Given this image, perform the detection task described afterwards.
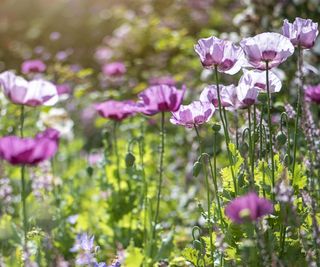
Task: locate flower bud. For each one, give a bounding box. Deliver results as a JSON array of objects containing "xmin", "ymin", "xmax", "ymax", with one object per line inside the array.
[
  {"xmin": 125, "ymin": 152, "xmax": 135, "ymax": 167},
  {"xmin": 193, "ymin": 161, "xmax": 202, "ymax": 177},
  {"xmin": 212, "ymin": 123, "xmax": 221, "ymax": 132},
  {"xmin": 86, "ymin": 166, "xmax": 94, "ymax": 176},
  {"xmin": 276, "ymin": 132, "xmax": 287, "ymax": 145},
  {"xmin": 240, "ymin": 142, "xmax": 249, "ymax": 155}
]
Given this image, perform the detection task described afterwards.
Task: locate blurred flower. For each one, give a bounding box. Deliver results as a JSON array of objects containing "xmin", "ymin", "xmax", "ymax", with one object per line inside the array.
[
  {"xmin": 107, "ymin": 260, "xmax": 121, "ymax": 267},
  {"xmin": 21, "ymin": 59, "xmax": 46, "ymax": 74},
  {"xmin": 0, "ymin": 129, "xmax": 59, "ymax": 165},
  {"xmin": 137, "ymin": 84, "xmax": 186, "ymax": 115},
  {"xmin": 55, "ymin": 51, "xmax": 69, "ymax": 62},
  {"xmin": 30, "ymin": 161, "xmax": 55, "ymax": 198},
  {"xmin": 95, "ymin": 100, "xmax": 137, "ymax": 121},
  {"xmin": 67, "ymin": 214, "xmax": 79, "ymax": 224},
  {"xmin": 149, "ymin": 76, "xmax": 176, "ymax": 86},
  {"xmin": 56, "ymin": 84, "xmax": 72, "ymax": 96},
  {"xmin": 94, "ymin": 47, "xmax": 113, "ymax": 63},
  {"xmin": 88, "ymin": 152, "xmax": 103, "ymax": 166},
  {"xmin": 194, "ymin": 36, "xmax": 244, "ymax": 74},
  {"xmin": 200, "ymin": 84, "xmax": 237, "ymax": 108},
  {"xmin": 0, "ymin": 71, "xmax": 58, "ymax": 106},
  {"xmin": 39, "ymin": 108, "xmax": 74, "ymax": 140},
  {"xmin": 225, "ymin": 192, "xmax": 273, "ymax": 223},
  {"xmin": 0, "ymin": 177, "xmax": 13, "ymax": 205},
  {"xmin": 305, "ymin": 84, "xmax": 320, "ymax": 103},
  {"xmin": 237, "ymin": 69, "xmax": 282, "ymax": 106},
  {"xmin": 102, "ymin": 62, "xmax": 126, "ymax": 77},
  {"xmin": 50, "ymin": 32, "xmax": 61, "ymax": 41},
  {"xmin": 71, "ymin": 233, "xmax": 99, "ymax": 266},
  {"xmin": 240, "ymin": 33, "xmax": 294, "ymax": 70},
  {"xmin": 282, "ymin": 18, "xmax": 318, "ymax": 49},
  {"xmin": 170, "ymin": 101, "xmax": 214, "ymax": 128}
]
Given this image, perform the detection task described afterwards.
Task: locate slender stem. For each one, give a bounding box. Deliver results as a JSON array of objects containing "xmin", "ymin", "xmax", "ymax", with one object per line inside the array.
[
  {"xmin": 248, "ymin": 106, "xmax": 254, "ymax": 184},
  {"xmin": 194, "ymin": 125, "xmax": 214, "ymax": 266},
  {"xmin": 20, "ymin": 105, "xmax": 28, "ymax": 254},
  {"xmin": 151, "ymin": 112, "xmax": 165, "ymax": 255},
  {"xmin": 265, "ymin": 63, "xmax": 275, "ymax": 200},
  {"xmin": 292, "ymin": 46, "xmax": 303, "ymax": 179},
  {"xmin": 214, "ymin": 66, "xmax": 238, "ymax": 195},
  {"xmin": 113, "ymin": 121, "xmax": 121, "ymax": 190}
]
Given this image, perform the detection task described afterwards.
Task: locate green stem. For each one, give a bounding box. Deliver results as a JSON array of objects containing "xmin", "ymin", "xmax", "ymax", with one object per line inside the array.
[
  {"xmin": 214, "ymin": 66, "xmax": 238, "ymax": 195},
  {"xmin": 194, "ymin": 125, "xmax": 214, "ymax": 266},
  {"xmin": 265, "ymin": 63, "xmax": 275, "ymax": 201},
  {"xmin": 20, "ymin": 105, "xmax": 28, "ymax": 253},
  {"xmin": 248, "ymin": 106, "xmax": 254, "ymax": 184},
  {"xmin": 113, "ymin": 121, "xmax": 121, "ymax": 191},
  {"xmin": 151, "ymin": 112, "xmax": 165, "ymax": 256},
  {"xmin": 292, "ymin": 46, "xmax": 303, "ymax": 179}
]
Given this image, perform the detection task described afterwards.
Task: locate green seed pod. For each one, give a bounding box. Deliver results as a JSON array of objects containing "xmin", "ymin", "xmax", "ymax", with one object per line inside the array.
[
  {"xmin": 258, "ymin": 93, "xmax": 267, "ymax": 103},
  {"xmin": 211, "ymin": 123, "xmax": 221, "ymax": 132},
  {"xmin": 193, "ymin": 161, "xmax": 202, "ymax": 177},
  {"xmin": 193, "ymin": 240, "xmax": 202, "ymax": 251},
  {"xmin": 276, "ymin": 132, "xmax": 287, "ymax": 145},
  {"xmin": 240, "ymin": 142, "xmax": 249, "ymax": 155},
  {"xmin": 86, "ymin": 166, "xmax": 94, "ymax": 176},
  {"xmin": 125, "ymin": 152, "xmax": 135, "ymax": 167}
]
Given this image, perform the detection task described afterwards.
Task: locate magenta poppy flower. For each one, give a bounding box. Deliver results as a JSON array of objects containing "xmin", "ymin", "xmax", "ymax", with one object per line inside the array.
[
  {"xmin": 56, "ymin": 84, "xmax": 72, "ymax": 95},
  {"xmin": 225, "ymin": 192, "xmax": 273, "ymax": 223},
  {"xmin": 200, "ymin": 84, "xmax": 237, "ymax": 108},
  {"xmin": 282, "ymin": 18, "xmax": 318, "ymax": 49},
  {"xmin": 0, "ymin": 128, "xmax": 59, "ymax": 165},
  {"xmin": 305, "ymin": 84, "xmax": 320, "ymax": 103},
  {"xmin": 95, "ymin": 100, "xmax": 137, "ymax": 121},
  {"xmin": 194, "ymin": 36, "xmax": 245, "ymax": 74},
  {"xmin": 170, "ymin": 101, "xmax": 215, "ymax": 128},
  {"xmin": 21, "ymin": 59, "xmax": 46, "ymax": 74},
  {"xmin": 137, "ymin": 84, "xmax": 186, "ymax": 115},
  {"xmin": 240, "ymin": 33, "xmax": 294, "ymax": 70},
  {"xmin": 0, "ymin": 71, "xmax": 58, "ymax": 106},
  {"xmin": 102, "ymin": 62, "xmax": 126, "ymax": 77},
  {"xmin": 237, "ymin": 69, "xmax": 282, "ymax": 106}
]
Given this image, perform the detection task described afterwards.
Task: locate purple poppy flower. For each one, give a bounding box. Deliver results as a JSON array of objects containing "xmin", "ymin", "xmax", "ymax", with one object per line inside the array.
[
  {"xmin": 225, "ymin": 192, "xmax": 273, "ymax": 223},
  {"xmin": 0, "ymin": 129, "xmax": 59, "ymax": 166},
  {"xmin": 240, "ymin": 33, "xmax": 294, "ymax": 70},
  {"xmin": 102, "ymin": 62, "xmax": 126, "ymax": 77},
  {"xmin": 194, "ymin": 36, "xmax": 245, "ymax": 74},
  {"xmin": 305, "ymin": 84, "xmax": 320, "ymax": 103},
  {"xmin": 170, "ymin": 101, "xmax": 214, "ymax": 128},
  {"xmin": 0, "ymin": 71, "xmax": 58, "ymax": 106},
  {"xmin": 95, "ymin": 100, "xmax": 137, "ymax": 121},
  {"xmin": 21, "ymin": 59, "xmax": 46, "ymax": 74},
  {"xmin": 282, "ymin": 17, "xmax": 318, "ymax": 49},
  {"xmin": 137, "ymin": 84, "xmax": 186, "ymax": 115},
  {"xmin": 237, "ymin": 69, "xmax": 282, "ymax": 106},
  {"xmin": 56, "ymin": 84, "xmax": 72, "ymax": 95},
  {"xmin": 200, "ymin": 84, "xmax": 237, "ymax": 108},
  {"xmin": 149, "ymin": 76, "xmax": 176, "ymax": 86}
]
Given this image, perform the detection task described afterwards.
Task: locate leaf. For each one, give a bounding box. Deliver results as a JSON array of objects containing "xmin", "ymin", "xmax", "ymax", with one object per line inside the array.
[{"xmin": 124, "ymin": 242, "xmax": 144, "ymax": 267}]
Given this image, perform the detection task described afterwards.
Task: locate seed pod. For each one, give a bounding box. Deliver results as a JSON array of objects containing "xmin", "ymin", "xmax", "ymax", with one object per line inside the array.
[
  {"xmin": 193, "ymin": 161, "xmax": 202, "ymax": 177},
  {"xmin": 212, "ymin": 123, "xmax": 221, "ymax": 132},
  {"xmin": 86, "ymin": 166, "xmax": 94, "ymax": 176},
  {"xmin": 276, "ymin": 132, "xmax": 287, "ymax": 145},
  {"xmin": 240, "ymin": 142, "xmax": 249, "ymax": 155},
  {"xmin": 125, "ymin": 152, "xmax": 135, "ymax": 167}
]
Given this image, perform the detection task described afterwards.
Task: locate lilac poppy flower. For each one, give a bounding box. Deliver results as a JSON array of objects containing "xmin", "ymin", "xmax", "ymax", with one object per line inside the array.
[
  {"xmin": 225, "ymin": 192, "xmax": 273, "ymax": 223},
  {"xmin": 200, "ymin": 84, "xmax": 237, "ymax": 108},
  {"xmin": 56, "ymin": 84, "xmax": 72, "ymax": 95},
  {"xmin": 282, "ymin": 17, "xmax": 318, "ymax": 49},
  {"xmin": 305, "ymin": 84, "xmax": 320, "ymax": 103},
  {"xmin": 137, "ymin": 84, "xmax": 186, "ymax": 115},
  {"xmin": 21, "ymin": 59, "xmax": 46, "ymax": 74},
  {"xmin": 194, "ymin": 36, "xmax": 245, "ymax": 74},
  {"xmin": 102, "ymin": 62, "xmax": 126, "ymax": 77},
  {"xmin": 95, "ymin": 100, "xmax": 137, "ymax": 121},
  {"xmin": 237, "ymin": 69, "xmax": 282, "ymax": 106},
  {"xmin": 0, "ymin": 71, "xmax": 58, "ymax": 106},
  {"xmin": 170, "ymin": 101, "xmax": 215, "ymax": 128},
  {"xmin": 240, "ymin": 33, "xmax": 294, "ymax": 70},
  {"xmin": 0, "ymin": 129, "xmax": 59, "ymax": 165}
]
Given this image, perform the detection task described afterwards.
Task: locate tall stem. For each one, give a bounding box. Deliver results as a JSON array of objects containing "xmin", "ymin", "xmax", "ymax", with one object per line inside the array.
[
  {"xmin": 214, "ymin": 66, "xmax": 238, "ymax": 195},
  {"xmin": 20, "ymin": 105, "xmax": 28, "ymax": 253},
  {"xmin": 113, "ymin": 121, "xmax": 121, "ymax": 190},
  {"xmin": 151, "ymin": 112, "xmax": 165, "ymax": 255},
  {"xmin": 292, "ymin": 46, "xmax": 303, "ymax": 178},
  {"xmin": 265, "ymin": 63, "xmax": 275, "ymax": 200},
  {"xmin": 194, "ymin": 125, "xmax": 214, "ymax": 266},
  {"xmin": 248, "ymin": 106, "xmax": 254, "ymax": 184}
]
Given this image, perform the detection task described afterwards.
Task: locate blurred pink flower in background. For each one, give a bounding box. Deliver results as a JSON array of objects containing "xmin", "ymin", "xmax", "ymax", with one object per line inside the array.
[
  {"xmin": 194, "ymin": 36, "xmax": 245, "ymax": 74},
  {"xmin": 0, "ymin": 128, "xmax": 59, "ymax": 165},
  {"xmin": 137, "ymin": 84, "xmax": 186, "ymax": 115},
  {"xmin": 56, "ymin": 83, "xmax": 72, "ymax": 96},
  {"xmin": 170, "ymin": 101, "xmax": 214, "ymax": 128},
  {"xmin": 102, "ymin": 62, "xmax": 126, "ymax": 77},
  {"xmin": 282, "ymin": 17, "xmax": 318, "ymax": 49},
  {"xmin": 21, "ymin": 59, "xmax": 46, "ymax": 74},
  {"xmin": 95, "ymin": 100, "xmax": 137, "ymax": 121},
  {"xmin": 240, "ymin": 32, "xmax": 294, "ymax": 70},
  {"xmin": 225, "ymin": 192, "xmax": 273, "ymax": 223},
  {"xmin": 0, "ymin": 71, "xmax": 58, "ymax": 106},
  {"xmin": 305, "ymin": 84, "xmax": 320, "ymax": 103}
]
